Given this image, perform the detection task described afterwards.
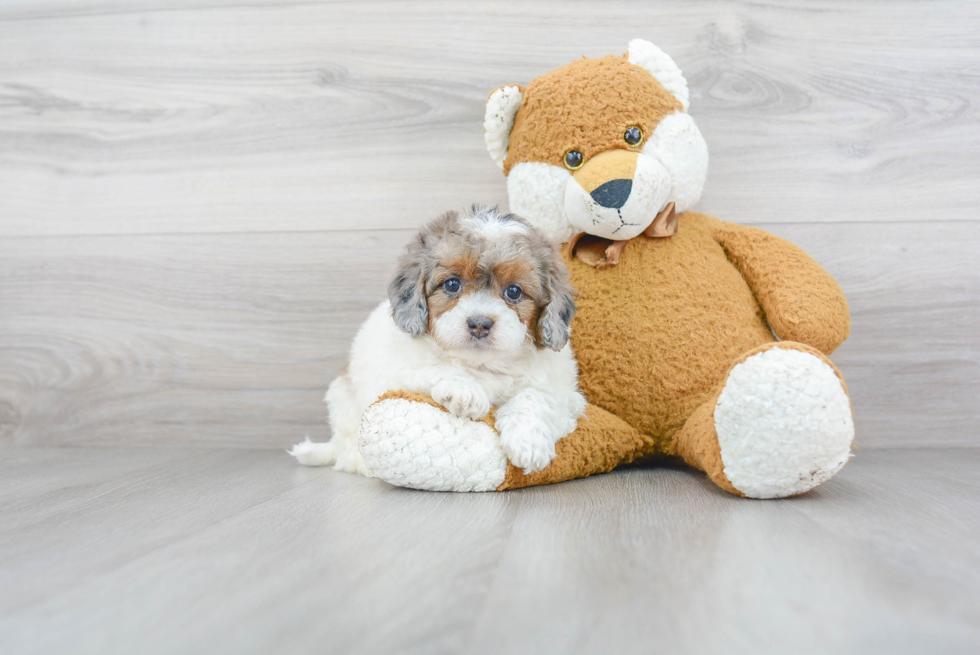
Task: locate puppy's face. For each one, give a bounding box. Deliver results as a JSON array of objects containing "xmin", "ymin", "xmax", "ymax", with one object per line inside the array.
[
  {"xmin": 426, "ymin": 255, "xmax": 542, "ymax": 353},
  {"xmin": 388, "ymin": 208, "xmax": 575, "ymax": 356}
]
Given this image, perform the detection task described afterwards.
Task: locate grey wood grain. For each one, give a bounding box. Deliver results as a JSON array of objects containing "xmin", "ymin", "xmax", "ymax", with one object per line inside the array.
[
  {"xmin": 1, "ymin": 220, "xmax": 977, "ymax": 449},
  {"xmin": 0, "ymin": 448, "xmax": 321, "ymax": 612},
  {"xmin": 0, "ymin": 229, "xmax": 394, "ymax": 447},
  {"xmin": 765, "ymin": 221, "xmax": 980, "ymax": 447},
  {"xmin": 0, "ymin": 447, "xmax": 199, "ymax": 530},
  {"xmin": 0, "ymin": 446, "xmax": 977, "ymax": 655},
  {"xmin": 0, "ymin": 0, "xmax": 978, "ymax": 236},
  {"xmin": 466, "ymin": 450, "xmax": 980, "ymax": 655},
  {"xmin": 2, "ymin": 3, "xmax": 977, "ymax": 653}
]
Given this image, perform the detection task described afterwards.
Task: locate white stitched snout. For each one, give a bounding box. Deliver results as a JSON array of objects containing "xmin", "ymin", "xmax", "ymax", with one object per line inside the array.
[{"xmin": 564, "ymin": 153, "xmax": 671, "ymax": 240}]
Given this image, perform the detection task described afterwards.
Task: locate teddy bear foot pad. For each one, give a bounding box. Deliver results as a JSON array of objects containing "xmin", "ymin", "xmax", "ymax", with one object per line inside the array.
[
  {"xmin": 714, "ymin": 347, "xmax": 855, "ymax": 499},
  {"xmin": 358, "ymin": 396, "xmax": 508, "ymax": 492}
]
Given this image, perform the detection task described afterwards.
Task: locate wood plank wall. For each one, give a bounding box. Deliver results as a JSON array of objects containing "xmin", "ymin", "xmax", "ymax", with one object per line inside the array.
[{"xmin": 1, "ymin": 0, "xmax": 978, "ymax": 448}]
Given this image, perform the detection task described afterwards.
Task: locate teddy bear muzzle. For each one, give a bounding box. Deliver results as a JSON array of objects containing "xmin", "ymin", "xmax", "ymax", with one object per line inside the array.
[{"xmin": 564, "ymin": 149, "xmax": 672, "ymax": 241}]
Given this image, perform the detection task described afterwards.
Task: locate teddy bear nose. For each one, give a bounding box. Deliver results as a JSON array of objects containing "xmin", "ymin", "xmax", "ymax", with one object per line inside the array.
[
  {"xmin": 590, "ymin": 178, "xmax": 633, "ymax": 209},
  {"xmin": 467, "ymin": 316, "xmax": 494, "ymax": 339}
]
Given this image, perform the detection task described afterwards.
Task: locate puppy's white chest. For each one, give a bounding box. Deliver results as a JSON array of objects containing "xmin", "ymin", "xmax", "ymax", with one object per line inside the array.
[{"xmin": 463, "ymin": 366, "xmax": 525, "ymax": 407}]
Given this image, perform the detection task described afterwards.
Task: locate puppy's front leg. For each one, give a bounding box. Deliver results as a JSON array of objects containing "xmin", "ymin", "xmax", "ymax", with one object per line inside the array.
[
  {"xmin": 495, "ymin": 388, "xmax": 584, "ymax": 474},
  {"xmin": 430, "ymin": 376, "xmax": 491, "ymax": 420}
]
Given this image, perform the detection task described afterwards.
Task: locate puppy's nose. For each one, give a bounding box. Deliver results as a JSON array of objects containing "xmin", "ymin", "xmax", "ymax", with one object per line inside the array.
[
  {"xmin": 590, "ymin": 178, "xmax": 632, "ymax": 209},
  {"xmin": 467, "ymin": 316, "xmax": 494, "ymax": 339}
]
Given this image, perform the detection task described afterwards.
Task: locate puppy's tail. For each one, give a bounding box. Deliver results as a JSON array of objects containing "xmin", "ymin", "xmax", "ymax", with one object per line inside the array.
[{"xmin": 288, "ymin": 437, "xmax": 338, "ymax": 467}]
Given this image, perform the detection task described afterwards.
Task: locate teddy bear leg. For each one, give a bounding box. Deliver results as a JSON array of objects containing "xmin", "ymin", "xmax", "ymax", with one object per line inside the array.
[
  {"xmin": 357, "ymin": 391, "xmax": 510, "ymax": 492},
  {"xmin": 497, "ymin": 402, "xmax": 654, "ymax": 490},
  {"xmin": 673, "ymin": 342, "xmax": 855, "ymax": 498},
  {"xmin": 357, "ymin": 391, "xmax": 654, "ymax": 492}
]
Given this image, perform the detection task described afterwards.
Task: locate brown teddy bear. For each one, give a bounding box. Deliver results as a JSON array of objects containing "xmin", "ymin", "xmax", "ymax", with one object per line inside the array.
[{"xmin": 356, "ymin": 39, "xmax": 854, "ymax": 498}]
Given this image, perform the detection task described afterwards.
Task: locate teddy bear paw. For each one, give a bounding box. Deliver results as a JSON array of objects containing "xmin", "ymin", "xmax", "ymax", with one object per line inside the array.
[
  {"xmin": 357, "ymin": 397, "xmax": 508, "ymax": 492},
  {"xmin": 714, "ymin": 347, "xmax": 855, "ymax": 499}
]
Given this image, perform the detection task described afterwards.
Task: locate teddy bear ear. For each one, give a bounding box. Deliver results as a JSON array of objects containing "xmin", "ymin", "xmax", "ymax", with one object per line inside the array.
[
  {"xmin": 484, "ymin": 85, "xmax": 524, "ymax": 169},
  {"xmin": 627, "ymin": 39, "xmax": 690, "ymax": 111}
]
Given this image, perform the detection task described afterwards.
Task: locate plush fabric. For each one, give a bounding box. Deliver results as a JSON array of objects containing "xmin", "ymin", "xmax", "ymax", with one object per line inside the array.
[
  {"xmin": 566, "ymin": 212, "xmax": 851, "ymax": 452},
  {"xmin": 712, "ymin": 223, "xmax": 851, "ymax": 354},
  {"xmin": 358, "ymin": 390, "xmax": 509, "ymax": 492},
  {"xmin": 498, "ymin": 402, "xmax": 653, "ymax": 490},
  {"xmin": 484, "ymin": 85, "xmax": 524, "ymax": 169},
  {"xmin": 355, "ymin": 40, "xmax": 855, "ymax": 498},
  {"xmin": 503, "ymin": 55, "xmax": 682, "ymax": 175}
]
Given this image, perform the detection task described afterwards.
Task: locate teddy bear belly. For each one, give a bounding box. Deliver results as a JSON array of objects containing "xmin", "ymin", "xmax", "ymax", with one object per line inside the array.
[{"xmin": 567, "ymin": 222, "xmax": 775, "ymax": 450}]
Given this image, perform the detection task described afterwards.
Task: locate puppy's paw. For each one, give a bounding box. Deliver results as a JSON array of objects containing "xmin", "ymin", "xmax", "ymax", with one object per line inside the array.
[
  {"xmin": 431, "ymin": 378, "xmax": 491, "ymax": 420},
  {"xmin": 498, "ymin": 422, "xmax": 557, "ymax": 474}
]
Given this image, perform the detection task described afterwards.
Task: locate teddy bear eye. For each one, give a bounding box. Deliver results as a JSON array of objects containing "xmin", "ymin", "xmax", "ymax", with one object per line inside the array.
[
  {"xmin": 443, "ymin": 278, "xmax": 461, "ymax": 293},
  {"xmin": 624, "ymin": 126, "xmax": 643, "ymax": 147},
  {"xmin": 504, "ymin": 284, "xmax": 523, "ymax": 301},
  {"xmin": 564, "ymin": 150, "xmax": 584, "ymax": 170}
]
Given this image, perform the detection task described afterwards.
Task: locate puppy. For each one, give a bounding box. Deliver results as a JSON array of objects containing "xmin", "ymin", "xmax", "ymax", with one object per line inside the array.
[{"xmin": 290, "ymin": 206, "xmax": 586, "ymax": 476}]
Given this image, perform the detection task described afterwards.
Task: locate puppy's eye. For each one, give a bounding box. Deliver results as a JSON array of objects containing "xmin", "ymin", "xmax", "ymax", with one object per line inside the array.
[
  {"xmin": 443, "ymin": 278, "xmax": 461, "ymax": 293},
  {"xmin": 624, "ymin": 126, "xmax": 643, "ymax": 147},
  {"xmin": 564, "ymin": 150, "xmax": 584, "ymax": 170},
  {"xmin": 504, "ymin": 284, "xmax": 523, "ymax": 302}
]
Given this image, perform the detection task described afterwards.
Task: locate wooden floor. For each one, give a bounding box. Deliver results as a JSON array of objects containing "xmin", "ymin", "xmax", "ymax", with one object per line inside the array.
[
  {"xmin": 2, "ymin": 2, "xmax": 978, "ymax": 653},
  {"xmin": 1, "ymin": 446, "xmax": 978, "ymax": 655}
]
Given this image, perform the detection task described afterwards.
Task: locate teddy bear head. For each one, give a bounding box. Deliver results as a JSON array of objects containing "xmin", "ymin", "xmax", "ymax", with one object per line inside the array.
[{"xmin": 484, "ymin": 39, "xmax": 709, "ymax": 246}]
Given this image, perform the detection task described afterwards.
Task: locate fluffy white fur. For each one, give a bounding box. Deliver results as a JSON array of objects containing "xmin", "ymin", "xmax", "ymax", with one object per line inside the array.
[
  {"xmin": 358, "ymin": 397, "xmax": 509, "ymax": 492},
  {"xmin": 507, "ymin": 162, "xmax": 576, "ymax": 247},
  {"xmin": 291, "ymin": 299, "xmax": 586, "ymax": 476},
  {"xmin": 291, "ymin": 207, "xmax": 585, "ymax": 478},
  {"xmin": 484, "ymin": 85, "xmax": 523, "ymax": 169},
  {"xmin": 627, "ymin": 38, "xmax": 690, "ymax": 111},
  {"xmin": 714, "ymin": 348, "xmax": 855, "ymax": 498},
  {"xmin": 641, "ymin": 112, "xmax": 709, "ymax": 214}
]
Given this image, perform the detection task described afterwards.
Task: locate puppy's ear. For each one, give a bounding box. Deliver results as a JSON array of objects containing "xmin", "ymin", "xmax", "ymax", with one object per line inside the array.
[
  {"xmin": 537, "ymin": 256, "xmax": 576, "ymax": 351},
  {"xmin": 388, "ymin": 211, "xmax": 458, "ymax": 335},
  {"xmin": 388, "ymin": 237, "xmax": 429, "ymax": 337}
]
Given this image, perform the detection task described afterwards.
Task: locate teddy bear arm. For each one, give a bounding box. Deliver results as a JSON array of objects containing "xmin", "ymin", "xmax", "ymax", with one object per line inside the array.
[
  {"xmin": 358, "ymin": 391, "xmax": 654, "ymax": 492},
  {"xmin": 712, "ymin": 222, "xmax": 850, "ymax": 355}
]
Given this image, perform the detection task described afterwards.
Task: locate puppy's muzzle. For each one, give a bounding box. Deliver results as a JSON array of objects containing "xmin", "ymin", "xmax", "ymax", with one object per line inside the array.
[{"xmin": 467, "ymin": 315, "xmax": 494, "ymax": 339}]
